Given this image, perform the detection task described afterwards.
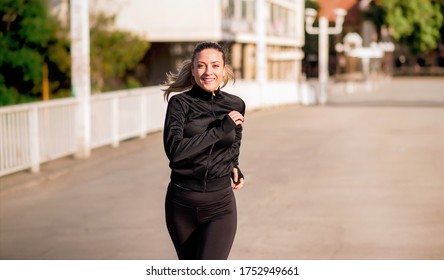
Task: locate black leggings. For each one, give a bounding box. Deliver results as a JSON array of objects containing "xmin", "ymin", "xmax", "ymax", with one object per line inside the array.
[{"xmin": 165, "ymin": 183, "xmax": 237, "ymax": 260}]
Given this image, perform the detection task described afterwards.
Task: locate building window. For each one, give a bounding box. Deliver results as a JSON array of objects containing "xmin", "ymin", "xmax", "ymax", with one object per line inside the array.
[
  {"xmin": 241, "ymin": 0, "xmax": 254, "ymax": 21},
  {"xmin": 222, "ymin": 0, "xmax": 235, "ymax": 18},
  {"xmin": 267, "ymin": 2, "xmax": 297, "ymax": 37}
]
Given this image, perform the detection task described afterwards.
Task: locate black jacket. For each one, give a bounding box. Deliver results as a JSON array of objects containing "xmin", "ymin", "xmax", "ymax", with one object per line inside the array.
[{"xmin": 163, "ymin": 85, "xmax": 245, "ymax": 192}]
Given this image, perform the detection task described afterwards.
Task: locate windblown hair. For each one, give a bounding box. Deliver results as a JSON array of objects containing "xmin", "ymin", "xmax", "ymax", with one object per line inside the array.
[{"xmin": 162, "ymin": 41, "xmax": 235, "ymax": 101}]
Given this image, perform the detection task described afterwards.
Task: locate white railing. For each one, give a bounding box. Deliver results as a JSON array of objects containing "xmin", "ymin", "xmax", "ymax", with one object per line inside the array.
[
  {"xmin": 1, "ymin": 81, "xmax": 306, "ymax": 177},
  {"xmin": 0, "ymin": 87, "xmax": 166, "ymax": 177},
  {"xmin": 1, "ymin": 98, "xmax": 79, "ymax": 176},
  {"xmin": 89, "ymin": 87, "xmax": 165, "ymax": 148}
]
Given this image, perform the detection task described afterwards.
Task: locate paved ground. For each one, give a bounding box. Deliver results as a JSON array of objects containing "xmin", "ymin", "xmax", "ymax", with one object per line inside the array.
[{"xmin": 1, "ymin": 77, "xmax": 444, "ymax": 260}]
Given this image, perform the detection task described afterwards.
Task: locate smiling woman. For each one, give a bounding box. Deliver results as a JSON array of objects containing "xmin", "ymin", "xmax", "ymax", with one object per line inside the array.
[
  {"xmin": 193, "ymin": 49, "xmax": 225, "ymax": 92},
  {"xmin": 161, "ymin": 41, "xmax": 247, "ymax": 260},
  {"xmin": 162, "ymin": 42, "xmax": 234, "ymax": 100}
]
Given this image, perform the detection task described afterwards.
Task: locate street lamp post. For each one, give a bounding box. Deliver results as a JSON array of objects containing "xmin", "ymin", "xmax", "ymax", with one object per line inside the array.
[
  {"xmin": 70, "ymin": 0, "xmax": 91, "ymax": 158},
  {"xmin": 305, "ymin": 8, "xmax": 346, "ymax": 104}
]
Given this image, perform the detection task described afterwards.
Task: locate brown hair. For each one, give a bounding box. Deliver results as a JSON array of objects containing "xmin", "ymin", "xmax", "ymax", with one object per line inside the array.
[{"xmin": 162, "ymin": 41, "xmax": 235, "ymax": 101}]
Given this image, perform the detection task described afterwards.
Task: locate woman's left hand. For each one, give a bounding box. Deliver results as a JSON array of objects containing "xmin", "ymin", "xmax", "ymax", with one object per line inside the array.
[
  {"xmin": 228, "ymin": 111, "xmax": 244, "ymax": 126},
  {"xmin": 231, "ymin": 167, "xmax": 245, "ymax": 190}
]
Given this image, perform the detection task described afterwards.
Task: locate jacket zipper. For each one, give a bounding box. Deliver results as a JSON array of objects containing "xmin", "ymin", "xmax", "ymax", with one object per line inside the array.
[{"xmin": 203, "ymin": 92, "xmax": 217, "ymax": 192}]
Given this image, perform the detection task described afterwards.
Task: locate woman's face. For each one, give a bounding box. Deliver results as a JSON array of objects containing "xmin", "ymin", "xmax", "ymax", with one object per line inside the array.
[{"xmin": 192, "ymin": 48, "xmax": 226, "ymax": 93}]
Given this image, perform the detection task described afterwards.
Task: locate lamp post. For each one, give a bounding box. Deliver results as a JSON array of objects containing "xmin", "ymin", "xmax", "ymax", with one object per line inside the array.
[
  {"xmin": 70, "ymin": 0, "xmax": 91, "ymax": 158},
  {"xmin": 305, "ymin": 8, "xmax": 346, "ymax": 104}
]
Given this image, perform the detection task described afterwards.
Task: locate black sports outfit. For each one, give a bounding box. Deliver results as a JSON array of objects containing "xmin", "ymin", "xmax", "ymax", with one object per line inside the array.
[{"xmin": 163, "ymin": 84, "xmax": 245, "ymax": 260}]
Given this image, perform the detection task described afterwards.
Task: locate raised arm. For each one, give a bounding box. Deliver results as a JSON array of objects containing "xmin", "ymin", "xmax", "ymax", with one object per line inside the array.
[{"xmin": 163, "ymin": 96, "xmax": 237, "ymax": 162}]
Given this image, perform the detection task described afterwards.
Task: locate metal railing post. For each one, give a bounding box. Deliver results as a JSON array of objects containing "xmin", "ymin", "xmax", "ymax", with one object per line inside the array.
[{"xmin": 29, "ymin": 107, "xmax": 40, "ymax": 173}]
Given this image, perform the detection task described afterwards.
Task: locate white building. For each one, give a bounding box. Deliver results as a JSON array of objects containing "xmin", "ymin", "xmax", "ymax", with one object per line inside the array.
[{"xmin": 87, "ymin": 0, "xmax": 305, "ymax": 86}]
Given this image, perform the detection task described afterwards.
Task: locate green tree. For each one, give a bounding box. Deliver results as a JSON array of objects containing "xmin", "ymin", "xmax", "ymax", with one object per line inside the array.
[
  {"xmin": 364, "ymin": 0, "xmax": 444, "ymax": 54},
  {"xmin": 0, "ymin": 0, "xmax": 71, "ymax": 106},
  {"xmin": 89, "ymin": 13, "xmax": 150, "ymax": 93},
  {"xmin": 305, "ymin": 0, "xmax": 319, "ymax": 11},
  {"xmin": 1, "ymin": 1, "xmax": 150, "ymax": 106}
]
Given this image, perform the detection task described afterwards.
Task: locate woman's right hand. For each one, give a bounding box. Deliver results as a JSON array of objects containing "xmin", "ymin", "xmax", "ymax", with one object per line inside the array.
[{"xmin": 228, "ymin": 111, "xmax": 244, "ymax": 126}]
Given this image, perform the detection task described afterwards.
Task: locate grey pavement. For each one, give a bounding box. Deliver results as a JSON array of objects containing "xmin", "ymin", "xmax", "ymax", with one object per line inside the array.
[{"xmin": 1, "ymin": 77, "xmax": 444, "ymax": 260}]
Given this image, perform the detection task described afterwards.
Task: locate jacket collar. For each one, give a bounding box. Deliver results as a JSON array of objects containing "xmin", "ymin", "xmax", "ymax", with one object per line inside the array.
[{"xmin": 189, "ymin": 84, "xmax": 223, "ymax": 101}]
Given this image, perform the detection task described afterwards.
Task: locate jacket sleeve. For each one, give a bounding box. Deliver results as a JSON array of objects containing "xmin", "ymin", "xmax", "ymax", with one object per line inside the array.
[
  {"xmin": 163, "ymin": 96, "xmax": 237, "ymax": 163},
  {"xmin": 230, "ymin": 99, "xmax": 246, "ymax": 167},
  {"xmin": 231, "ymin": 124, "xmax": 243, "ymax": 167}
]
